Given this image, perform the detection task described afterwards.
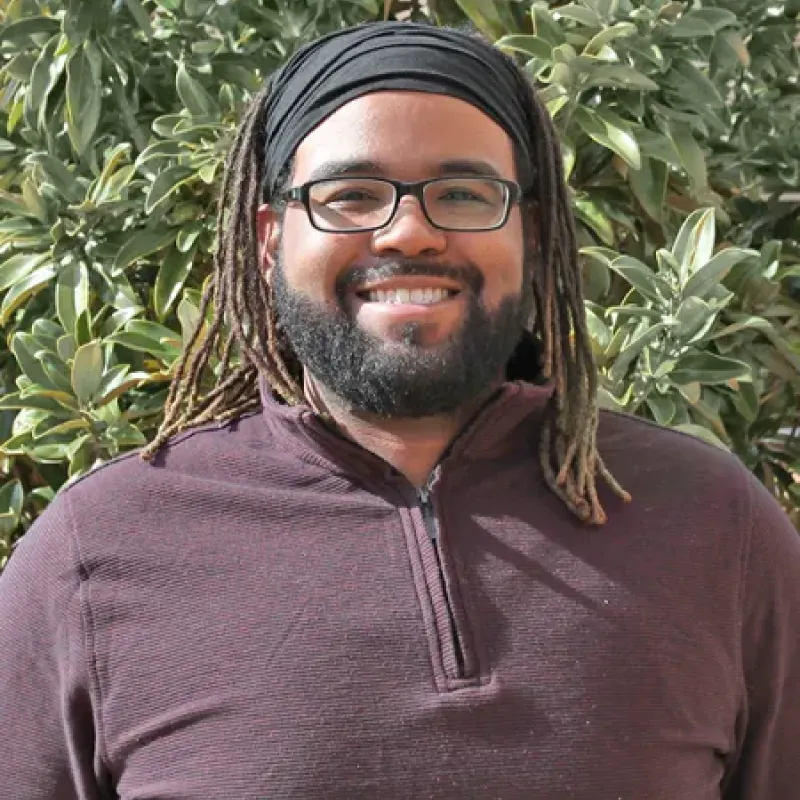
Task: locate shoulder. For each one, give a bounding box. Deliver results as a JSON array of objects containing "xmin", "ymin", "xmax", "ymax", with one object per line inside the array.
[
  {"xmin": 15, "ymin": 413, "xmax": 273, "ymax": 558},
  {"xmin": 515, "ymin": 381, "xmax": 747, "ymax": 485},
  {"xmin": 596, "ymin": 406, "xmax": 741, "ymax": 478},
  {"xmin": 63, "ymin": 411, "xmax": 268, "ymax": 498}
]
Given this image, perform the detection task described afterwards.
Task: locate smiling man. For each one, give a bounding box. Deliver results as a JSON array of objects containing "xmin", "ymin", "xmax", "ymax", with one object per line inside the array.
[{"xmin": 1, "ymin": 21, "xmax": 799, "ymax": 800}]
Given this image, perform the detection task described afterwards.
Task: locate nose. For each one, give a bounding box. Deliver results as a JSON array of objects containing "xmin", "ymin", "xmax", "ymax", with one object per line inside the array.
[{"xmin": 370, "ymin": 196, "xmax": 447, "ymax": 258}]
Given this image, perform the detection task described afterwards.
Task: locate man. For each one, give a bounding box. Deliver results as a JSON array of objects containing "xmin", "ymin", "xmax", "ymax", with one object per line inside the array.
[{"xmin": 1, "ymin": 21, "xmax": 798, "ymax": 800}]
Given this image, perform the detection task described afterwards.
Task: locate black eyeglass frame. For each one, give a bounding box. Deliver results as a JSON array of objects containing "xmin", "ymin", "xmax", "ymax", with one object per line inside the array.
[{"xmin": 277, "ymin": 175, "xmax": 524, "ymax": 233}]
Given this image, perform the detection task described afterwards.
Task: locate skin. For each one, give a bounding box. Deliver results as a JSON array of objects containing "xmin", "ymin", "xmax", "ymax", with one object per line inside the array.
[{"xmin": 257, "ymin": 91, "xmax": 528, "ymax": 486}]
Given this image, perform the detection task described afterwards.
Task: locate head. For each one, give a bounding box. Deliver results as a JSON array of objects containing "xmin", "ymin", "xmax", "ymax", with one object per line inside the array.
[
  {"xmin": 260, "ymin": 90, "xmax": 536, "ymax": 418},
  {"xmin": 144, "ymin": 22, "xmax": 630, "ymax": 524}
]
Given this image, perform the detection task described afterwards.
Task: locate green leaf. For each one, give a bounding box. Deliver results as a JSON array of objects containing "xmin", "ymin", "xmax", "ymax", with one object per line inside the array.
[
  {"xmin": 628, "ymin": 157, "xmax": 667, "ymax": 222},
  {"xmin": 594, "ymin": 108, "xmax": 641, "ymax": 170},
  {"xmin": 585, "ymin": 306, "xmax": 611, "ymax": 350},
  {"xmin": 0, "ymin": 479, "xmax": 24, "ymax": 537},
  {"xmin": 135, "ymin": 140, "xmax": 189, "ymax": 168},
  {"xmin": 574, "ymin": 199, "xmax": 614, "ymax": 245},
  {"xmin": 683, "ymin": 248, "xmax": 757, "ymax": 300},
  {"xmin": 666, "ymin": 9, "xmax": 738, "ymax": 39},
  {"xmin": 574, "ymin": 107, "xmax": 641, "ymax": 169},
  {"xmin": 0, "ymin": 16, "xmax": 61, "ymax": 44},
  {"xmin": 583, "ymin": 22, "xmax": 637, "ymax": 55},
  {"xmin": 89, "ymin": 143, "xmax": 134, "ymax": 204},
  {"xmin": 39, "ymin": 352, "xmax": 75, "ymax": 395},
  {"xmin": 454, "ymin": 0, "xmax": 506, "ymax": 38},
  {"xmin": 101, "ymin": 307, "xmax": 141, "ymax": 337},
  {"xmin": 71, "ymin": 341, "xmax": 104, "ymax": 405},
  {"xmin": 56, "ymin": 262, "xmax": 90, "ymax": 335},
  {"xmin": 0, "ymin": 391, "xmax": 75, "ymax": 415},
  {"xmin": 144, "ymin": 165, "xmax": 194, "ymax": 214},
  {"xmin": 126, "ymin": 319, "xmax": 181, "ymax": 345},
  {"xmin": 94, "ymin": 366, "xmax": 151, "ymax": 407},
  {"xmin": 608, "ymin": 255, "xmax": 671, "ymax": 303},
  {"xmin": 710, "ymin": 316, "xmax": 800, "ymax": 373},
  {"xmin": 731, "ymin": 383, "xmax": 759, "ymax": 424},
  {"xmin": 74, "ymin": 308, "xmax": 94, "ymax": 347},
  {"xmin": 176, "ymin": 222, "xmax": 203, "ymax": 253},
  {"xmin": 0, "ymin": 252, "xmax": 49, "ymax": 293},
  {"xmin": 672, "ymin": 208, "xmax": 715, "ymax": 283},
  {"xmin": 671, "ymin": 424, "xmax": 729, "ymax": 451},
  {"xmin": 57, "ymin": 334, "xmax": 77, "ymax": 362},
  {"xmin": 670, "ymin": 353, "xmax": 751, "ymax": 385},
  {"xmin": 176, "ymin": 63, "xmax": 215, "ymax": 117},
  {"xmin": 25, "ymin": 153, "xmax": 84, "ymax": 203},
  {"xmin": 635, "ymin": 130, "xmax": 682, "ymax": 169},
  {"xmin": 646, "ymin": 395, "xmax": 676, "ymax": 426},
  {"xmin": 65, "ymin": 46, "xmax": 102, "ymax": 156},
  {"xmin": 124, "ymin": 0, "xmax": 153, "ymax": 39},
  {"xmin": 177, "ymin": 293, "xmax": 201, "ymax": 346},
  {"xmin": 10, "ymin": 333, "xmax": 54, "ymax": 389},
  {"xmin": 113, "ymin": 227, "xmax": 177, "ymax": 273},
  {"xmin": 495, "ymin": 35, "xmax": 552, "ymax": 60},
  {"xmin": 608, "ymin": 322, "xmax": 670, "ymax": 383},
  {"xmin": 553, "ymin": 5, "xmax": 601, "ymax": 27},
  {"xmin": 26, "ymin": 35, "xmax": 56, "ymax": 109},
  {"xmin": 666, "ymin": 61, "xmax": 724, "ymax": 109},
  {"xmin": 582, "ymin": 65, "xmax": 659, "ymax": 92},
  {"xmin": 0, "ymin": 264, "xmax": 56, "ymax": 325},
  {"xmin": 154, "ymin": 247, "xmax": 195, "ymax": 320},
  {"xmin": 716, "ymin": 30, "xmax": 750, "ymax": 68},
  {"xmin": 107, "ymin": 331, "xmax": 175, "ymax": 357},
  {"xmin": 674, "ymin": 297, "xmax": 716, "ymax": 341},
  {"xmin": 667, "ymin": 121, "xmax": 707, "ymax": 192}
]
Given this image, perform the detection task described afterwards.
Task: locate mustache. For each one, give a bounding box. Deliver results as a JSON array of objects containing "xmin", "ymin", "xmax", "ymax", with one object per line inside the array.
[{"xmin": 337, "ymin": 261, "xmax": 485, "ymax": 296}]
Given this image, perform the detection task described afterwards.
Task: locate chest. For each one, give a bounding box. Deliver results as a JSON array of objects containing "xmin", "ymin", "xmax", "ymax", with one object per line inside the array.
[{"xmin": 87, "ymin": 480, "xmax": 741, "ymax": 799}]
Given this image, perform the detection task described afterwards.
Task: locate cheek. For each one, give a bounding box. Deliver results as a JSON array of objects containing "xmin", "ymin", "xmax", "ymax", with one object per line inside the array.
[
  {"xmin": 466, "ymin": 229, "xmax": 525, "ymax": 301},
  {"xmin": 280, "ymin": 212, "xmax": 365, "ymax": 301}
]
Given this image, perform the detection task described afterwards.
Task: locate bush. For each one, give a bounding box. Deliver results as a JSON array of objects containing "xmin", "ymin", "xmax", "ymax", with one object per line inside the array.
[{"xmin": 1, "ymin": 0, "xmax": 798, "ymax": 568}]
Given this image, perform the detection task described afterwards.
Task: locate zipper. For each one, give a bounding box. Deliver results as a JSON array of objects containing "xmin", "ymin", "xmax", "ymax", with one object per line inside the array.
[{"xmin": 416, "ymin": 479, "xmax": 468, "ymax": 680}]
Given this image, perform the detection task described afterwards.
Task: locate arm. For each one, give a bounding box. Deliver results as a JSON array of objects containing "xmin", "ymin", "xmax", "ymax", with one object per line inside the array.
[
  {"xmin": 0, "ymin": 493, "xmax": 108, "ymax": 799},
  {"xmin": 722, "ymin": 470, "xmax": 800, "ymax": 799}
]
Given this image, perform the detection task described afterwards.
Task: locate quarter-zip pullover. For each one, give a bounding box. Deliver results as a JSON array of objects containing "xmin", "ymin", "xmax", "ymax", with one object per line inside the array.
[{"xmin": 1, "ymin": 382, "xmax": 799, "ymax": 799}]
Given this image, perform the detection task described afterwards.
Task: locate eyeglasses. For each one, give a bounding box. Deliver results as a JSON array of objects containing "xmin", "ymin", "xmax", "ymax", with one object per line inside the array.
[{"xmin": 278, "ymin": 176, "xmax": 523, "ymax": 233}]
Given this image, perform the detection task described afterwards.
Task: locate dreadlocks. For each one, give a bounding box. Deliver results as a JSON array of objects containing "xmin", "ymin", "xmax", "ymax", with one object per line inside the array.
[{"xmin": 141, "ymin": 31, "xmax": 631, "ymax": 526}]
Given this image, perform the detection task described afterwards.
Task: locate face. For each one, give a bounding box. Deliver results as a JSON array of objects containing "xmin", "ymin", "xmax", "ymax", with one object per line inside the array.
[{"xmin": 258, "ymin": 91, "xmax": 534, "ymax": 418}]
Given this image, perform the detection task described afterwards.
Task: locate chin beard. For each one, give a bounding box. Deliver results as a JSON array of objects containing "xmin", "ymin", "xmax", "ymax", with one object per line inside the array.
[{"xmin": 270, "ymin": 255, "xmax": 533, "ymax": 419}]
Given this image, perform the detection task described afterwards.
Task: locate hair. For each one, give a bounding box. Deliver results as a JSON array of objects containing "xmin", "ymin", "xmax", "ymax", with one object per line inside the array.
[{"xmin": 141, "ymin": 32, "xmax": 631, "ymax": 525}]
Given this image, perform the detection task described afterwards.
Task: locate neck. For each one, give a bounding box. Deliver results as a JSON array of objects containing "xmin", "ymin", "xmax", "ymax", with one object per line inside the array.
[{"xmin": 303, "ymin": 373, "xmax": 501, "ymax": 488}]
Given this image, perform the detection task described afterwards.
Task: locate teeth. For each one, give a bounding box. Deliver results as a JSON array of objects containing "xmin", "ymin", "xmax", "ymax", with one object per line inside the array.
[{"xmin": 366, "ymin": 288, "xmax": 453, "ymax": 304}]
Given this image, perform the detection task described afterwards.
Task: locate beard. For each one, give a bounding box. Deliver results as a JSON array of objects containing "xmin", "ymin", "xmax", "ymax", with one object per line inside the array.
[{"xmin": 270, "ymin": 252, "xmax": 534, "ymax": 419}]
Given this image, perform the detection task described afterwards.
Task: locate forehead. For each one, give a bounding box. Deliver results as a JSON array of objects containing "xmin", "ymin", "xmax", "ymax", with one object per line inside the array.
[{"xmin": 292, "ymin": 91, "xmax": 516, "ymax": 182}]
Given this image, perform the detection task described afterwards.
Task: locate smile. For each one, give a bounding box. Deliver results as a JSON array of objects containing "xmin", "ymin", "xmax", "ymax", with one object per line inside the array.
[{"xmin": 361, "ymin": 288, "xmax": 459, "ymax": 305}]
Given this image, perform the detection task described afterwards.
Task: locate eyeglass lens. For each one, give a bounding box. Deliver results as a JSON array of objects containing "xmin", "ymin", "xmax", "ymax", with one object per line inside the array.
[{"xmin": 307, "ymin": 178, "xmax": 509, "ymax": 231}]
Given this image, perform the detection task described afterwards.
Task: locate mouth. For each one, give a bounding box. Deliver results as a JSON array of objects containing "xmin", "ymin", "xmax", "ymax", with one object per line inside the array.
[
  {"xmin": 354, "ymin": 279, "xmax": 463, "ymax": 307},
  {"xmin": 358, "ymin": 287, "xmax": 459, "ymax": 305}
]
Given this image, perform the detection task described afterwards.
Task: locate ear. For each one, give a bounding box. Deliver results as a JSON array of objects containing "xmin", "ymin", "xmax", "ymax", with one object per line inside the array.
[{"xmin": 256, "ymin": 203, "xmax": 281, "ymax": 286}]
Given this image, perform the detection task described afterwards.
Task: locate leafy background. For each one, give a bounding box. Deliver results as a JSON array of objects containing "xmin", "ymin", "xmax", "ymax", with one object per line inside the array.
[{"xmin": 1, "ymin": 0, "xmax": 798, "ymax": 568}]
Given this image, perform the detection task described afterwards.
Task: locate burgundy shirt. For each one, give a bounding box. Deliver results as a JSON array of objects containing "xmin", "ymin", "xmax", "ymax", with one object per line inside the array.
[{"xmin": 1, "ymin": 382, "xmax": 799, "ymax": 799}]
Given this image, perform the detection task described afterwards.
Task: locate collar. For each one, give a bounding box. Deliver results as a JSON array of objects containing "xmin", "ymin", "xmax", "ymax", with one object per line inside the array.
[{"xmin": 258, "ymin": 376, "xmax": 551, "ymax": 488}]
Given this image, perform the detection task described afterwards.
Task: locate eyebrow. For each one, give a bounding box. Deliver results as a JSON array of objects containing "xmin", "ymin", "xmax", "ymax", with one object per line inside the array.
[{"xmin": 304, "ymin": 158, "xmax": 506, "ymax": 183}]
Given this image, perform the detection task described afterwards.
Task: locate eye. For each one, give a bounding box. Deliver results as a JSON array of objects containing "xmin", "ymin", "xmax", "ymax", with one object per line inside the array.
[
  {"xmin": 327, "ymin": 189, "xmax": 379, "ymax": 204},
  {"xmin": 310, "ymin": 180, "xmax": 391, "ymax": 208},
  {"xmin": 439, "ymin": 187, "xmax": 489, "ymax": 203}
]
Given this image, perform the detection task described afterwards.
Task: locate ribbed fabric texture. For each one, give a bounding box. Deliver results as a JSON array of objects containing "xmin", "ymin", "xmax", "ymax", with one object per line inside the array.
[{"xmin": 1, "ymin": 382, "xmax": 799, "ymax": 800}]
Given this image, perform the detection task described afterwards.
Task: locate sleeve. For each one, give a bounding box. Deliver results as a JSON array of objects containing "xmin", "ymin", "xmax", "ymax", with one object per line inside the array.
[
  {"xmin": 722, "ymin": 469, "xmax": 800, "ymax": 799},
  {"xmin": 0, "ymin": 492, "xmax": 108, "ymax": 799}
]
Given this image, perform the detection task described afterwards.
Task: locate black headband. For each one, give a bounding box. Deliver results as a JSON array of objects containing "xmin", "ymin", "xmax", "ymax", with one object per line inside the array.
[{"xmin": 262, "ymin": 21, "xmax": 533, "ymax": 197}]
